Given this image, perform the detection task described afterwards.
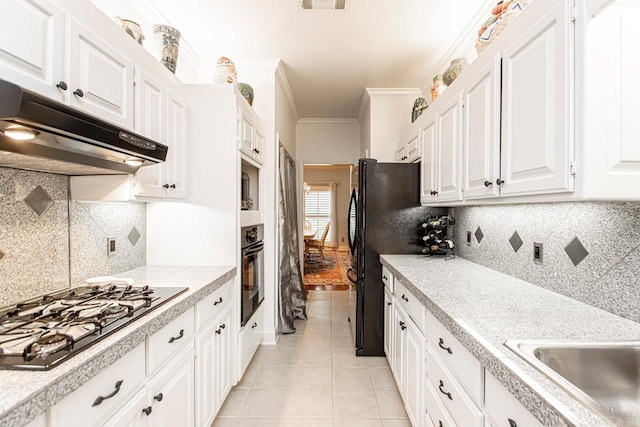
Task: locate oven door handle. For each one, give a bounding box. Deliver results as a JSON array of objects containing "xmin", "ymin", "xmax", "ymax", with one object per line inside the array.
[{"xmin": 243, "ymin": 243, "xmax": 264, "ymax": 256}]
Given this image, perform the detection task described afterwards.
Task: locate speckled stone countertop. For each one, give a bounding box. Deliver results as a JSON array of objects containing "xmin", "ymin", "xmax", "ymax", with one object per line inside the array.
[
  {"xmin": 0, "ymin": 265, "xmax": 235, "ymax": 427},
  {"xmin": 380, "ymin": 255, "xmax": 640, "ymax": 427}
]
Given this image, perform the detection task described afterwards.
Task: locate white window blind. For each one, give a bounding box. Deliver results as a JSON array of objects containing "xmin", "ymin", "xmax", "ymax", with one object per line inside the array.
[{"xmin": 305, "ymin": 186, "xmax": 331, "ymax": 238}]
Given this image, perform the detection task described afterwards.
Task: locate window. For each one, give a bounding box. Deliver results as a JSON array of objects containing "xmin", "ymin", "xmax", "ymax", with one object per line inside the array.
[{"xmin": 305, "ymin": 185, "xmax": 331, "ymax": 238}]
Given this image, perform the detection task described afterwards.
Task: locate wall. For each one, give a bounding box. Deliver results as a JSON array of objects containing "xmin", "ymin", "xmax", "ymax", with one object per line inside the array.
[
  {"xmin": 303, "ymin": 166, "xmax": 351, "ymax": 249},
  {"xmin": 453, "ymin": 201, "xmax": 640, "ymax": 323},
  {"xmin": 296, "ymin": 120, "xmax": 360, "ymax": 164},
  {"xmin": 0, "ymin": 167, "xmax": 146, "ymax": 306}
]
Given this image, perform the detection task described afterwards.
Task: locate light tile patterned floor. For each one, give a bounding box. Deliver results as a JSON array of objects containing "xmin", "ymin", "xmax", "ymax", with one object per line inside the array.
[{"xmin": 213, "ymin": 290, "xmax": 410, "ymax": 427}]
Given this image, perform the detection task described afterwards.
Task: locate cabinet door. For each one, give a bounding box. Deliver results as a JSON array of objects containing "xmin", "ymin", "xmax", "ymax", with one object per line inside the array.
[
  {"xmin": 165, "ymin": 90, "xmax": 188, "ymax": 199},
  {"xmin": 406, "ymin": 135, "xmax": 421, "ymax": 163},
  {"xmin": 135, "ymin": 69, "xmax": 166, "ymax": 198},
  {"xmin": 68, "ymin": 19, "xmax": 134, "ymax": 129},
  {"xmin": 391, "ymin": 303, "xmax": 408, "ymax": 396},
  {"xmin": 404, "ymin": 319, "xmax": 425, "ymax": 427},
  {"xmin": 238, "ymin": 106, "xmax": 255, "ymax": 157},
  {"xmin": 500, "ymin": 0, "xmax": 573, "ymax": 196},
  {"xmin": 436, "ymin": 93, "xmax": 464, "ymax": 202},
  {"xmin": 396, "ymin": 144, "xmax": 407, "ymax": 162},
  {"xmin": 253, "ymin": 124, "xmax": 265, "ymax": 165},
  {"xmin": 420, "ymin": 114, "xmax": 438, "ymax": 204},
  {"xmin": 103, "ymin": 388, "xmax": 149, "ymax": 427},
  {"xmin": 384, "ymin": 287, "xmax": 393, "ymax": 360},
  {"xmin": 0, "ymin": 0, "xmax": 64, "ymax": 102},
  {"xmin": 463, "ymin": 53, "xmax": 502, "ymax": 200},
  {"xmin": 147, "ymin": 345, "xmax": 195, "ymax": 427},
  {"xmin": 194, "ymin": 323, "xmax": 216, "ymax": 427},
  {"xmin": 214, "ymin": 306, "xmax": 233, "ymax": 410}
]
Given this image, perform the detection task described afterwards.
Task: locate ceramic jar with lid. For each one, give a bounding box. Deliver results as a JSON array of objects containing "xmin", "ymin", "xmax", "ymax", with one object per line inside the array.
[{"xmin": 442, "ymin": 58, "xmax": 468, "ymax": 86}]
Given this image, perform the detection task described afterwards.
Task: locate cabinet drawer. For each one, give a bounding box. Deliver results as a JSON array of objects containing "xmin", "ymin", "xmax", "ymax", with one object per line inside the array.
[
  {"xmin": 147, "ymin": 307, "xmax": 195, "ymax": 375},
  {"xmin": 425, "ymin": 381, "xmax": 457, "ymax": 427},
  {"xmin": 381, "ymin": 265, "xmax": 393, "ymax": 292},
  {"xmin": 426, "ymin": 310, "xmax": 483, "ymax": 403},
  {"xmin": 195, "ymin": 280, "xmax": 232, "ymax": 329},
  {"xmin": 426, "ymin": 343, "xmax": 484, "ymax": 427},
  {"xmin": 238, "ymin": 305, "xmax": 263, "ymax": 376},
  {"xmin": 485, "ymin": 370, "xmax": 544, "ymax": 427},
  {"xmin": 395, "ymin": 280, "xmax": 425, "ymax": 334},
  {"xmin": 50, "ymin": 344, "xmax": 145, "ymax": 427}
]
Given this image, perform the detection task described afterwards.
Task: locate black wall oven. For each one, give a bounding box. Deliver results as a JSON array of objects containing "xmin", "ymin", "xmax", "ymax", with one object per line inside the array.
[{"xmin": 241, "ymin": 224, "xmax": 264, "ymax": 327}]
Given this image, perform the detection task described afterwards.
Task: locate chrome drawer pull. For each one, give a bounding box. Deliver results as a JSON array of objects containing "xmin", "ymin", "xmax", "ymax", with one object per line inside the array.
[
  {"xmin": 438, "ymin": 338, "xmax": 453, "ymax": 354},
  {"xmin": 213, "ymin": 297, "xmax": 223, "ymax": 305},
  {"xmin": 92, "ymin": 380, "xmax": 123, "ymax": 406},
  {"xmin": 438, "ymin": 380, "xmax": 453, "ymax": 400},
  {"xmin": 168, "ymin": 329, "xmax": 184, "ymax": 343}
]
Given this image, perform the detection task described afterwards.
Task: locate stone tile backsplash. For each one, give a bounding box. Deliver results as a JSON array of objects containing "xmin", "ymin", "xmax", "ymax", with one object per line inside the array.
[
  {"xmin": 0, "ymin": 167, "xmax": 146, "ymax": 306},
  {"xmin": 452, "ymin": 202, "xmax": 640, "ymax": 323}
]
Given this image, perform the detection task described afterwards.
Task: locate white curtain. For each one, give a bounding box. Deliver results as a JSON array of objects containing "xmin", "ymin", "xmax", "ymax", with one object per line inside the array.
[{"xmin": 328, "ymin": 182, "xmax": 338, "ymax": 247}]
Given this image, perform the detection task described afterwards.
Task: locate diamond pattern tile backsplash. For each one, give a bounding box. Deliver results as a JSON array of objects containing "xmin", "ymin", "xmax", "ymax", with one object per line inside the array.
[
  {"xmin": 0, "ymin": 167, "xmax": 146, "ymax": 306},
  {"xmin": 453, "ymin": 202, "xmax": 640, "ymax": 323}
]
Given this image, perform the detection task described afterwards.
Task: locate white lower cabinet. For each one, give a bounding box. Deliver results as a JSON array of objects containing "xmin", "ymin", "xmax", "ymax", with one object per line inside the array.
[
  {"xmin": 485, "ymin": 371, "xmax": 543, "ymax": 427},
  {"xmin": 102, "ymin": 388, "xmax": 148, "ymax": 427},
  {"xmin": 384, "ymin": 286, "xmax": 394, "ymax": 359},
  {"xmin": 238, "ymin": 304, "xmax": 264, "ymax": 377}
]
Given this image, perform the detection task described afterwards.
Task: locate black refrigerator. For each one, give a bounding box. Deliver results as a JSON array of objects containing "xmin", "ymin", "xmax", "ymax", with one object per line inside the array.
[{"xmin": 347, "ymin": 158, "xmax": 444, "ymax": 356}]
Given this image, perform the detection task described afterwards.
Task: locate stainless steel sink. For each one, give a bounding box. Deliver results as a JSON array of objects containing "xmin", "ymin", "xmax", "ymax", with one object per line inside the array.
[{"xmin": 505, "ymin": 340, "xmax": 640, "ymax": 427}]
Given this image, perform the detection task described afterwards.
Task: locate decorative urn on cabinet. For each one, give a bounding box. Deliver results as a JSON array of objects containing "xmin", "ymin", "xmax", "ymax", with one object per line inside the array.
[{"xmin": 214, "ymin": 57, "xmax": 238, "ymax": 86}]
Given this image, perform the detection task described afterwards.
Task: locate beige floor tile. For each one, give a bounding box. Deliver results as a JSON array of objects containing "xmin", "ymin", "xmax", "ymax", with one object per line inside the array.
[
  {"xmin": 236, "ymin": 364, "xmax": 258, "ymax": 388},
  {"xmin": 283, "ymin": 418, "xmax": 333, "ymax": 427},
  {"xmin": 277, "ymin": 335, "xmax": 303, "ymax": 349},
  {"xmin": 298, "ymin": 348, "xmax": 332, "ymax": 367},
  {"xmin": 331, "ymin": 323, "xmax": 352, "ymax": 336},
  {"xmin": 301, "ymin": 333, "xmax": 333, "ymax": 349},
  {"xmin": 332, "ymin": 389, "xmax": 380, "ymax": 418},
  {"xmin": 252, "ymin": 366, "xmax": 296, "ymax": 388},
  {"xmin": 308, "ymin": 307, "xmax": 332, "ymax": 317},
  {"xmin": 239, "ymin": 388, "xmax": 290, "ymax": 417},
  {"xmin": 332, "ymin": 367, "xmax": 373, "ymax": 389},
  {"xmin": 374, "ymin": 389, "xmax": 408, "ymax": 418},
  {"xmin": 293, "ymin": 366, "xmax": 333, "ymax": 389},
  {"xmin": 332, "ymin": 349, "xmax": 369, "ymax": 367},
  {"xmin": 381, "ymin": 419, "xmax": 411, "ymax": 427},
  {"xmin": 262, "ymin": 348, "xmax": 300, "ymax": 366},
  {"xmin": 331, "ymin": 334, "xmax": 354, "ymax": 349},
  {"xmin": 369, "ymin": 367, "xmax": 397, "ymax": 390},
  {"xmin": 234, "ymin": 417, "xmax": 284, "ymax": 427},
  {"xmin": 249, "ymin": 346, "xmax": 268, "ymax": 366},
  {"xmin": 304, "ymin": 324, "xmax": 333, "ymax": 336},
  {"xmin": 286, "ymin": 389, "xmax": 333, "ymax": 417},
  {"xmin": 333, "ymin": 419, "xmax": 382, "ymax": 427},
  {"xmin": 307, "ymin": 315, "xmax": 332, "ymax": 325},
  {"xmin": 366, "ymin": 357, "xmax": 390, "ymax": 368},
  {"xmin": 218, "ymin": 388, "xmax": 248, "ymax": 416},
  {"xmin": 211, "ymin": 417, "xmax": 237, "ymax": 427}
]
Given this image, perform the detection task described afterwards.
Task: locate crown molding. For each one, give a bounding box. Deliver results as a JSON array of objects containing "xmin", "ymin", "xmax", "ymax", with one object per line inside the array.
[
  {"xmin": 275, "ymin": 61, "xmax": 300, "ymax": 122},
  {"xmin": 364, "ymin": 88, "xmax": 422, "ymax": 98},
  {"xmin": 297, "ymin": 118, "xmax": 359, "ymax": 124}
]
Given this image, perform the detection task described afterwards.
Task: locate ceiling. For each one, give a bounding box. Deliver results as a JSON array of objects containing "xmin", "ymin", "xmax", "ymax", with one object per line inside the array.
[{"xmin": 146, "ymin": 0, "xmax": 488, "ymax": 118}]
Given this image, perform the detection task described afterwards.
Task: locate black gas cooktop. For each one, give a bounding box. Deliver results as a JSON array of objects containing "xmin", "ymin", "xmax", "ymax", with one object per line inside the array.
[{"xmin": 0, "ymin": 284, "xmax": 187, "ymax": 370}]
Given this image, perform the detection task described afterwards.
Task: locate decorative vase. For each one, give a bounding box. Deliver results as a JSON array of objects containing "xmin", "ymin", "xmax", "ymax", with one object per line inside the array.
[
  {"xmin": 115, "ymin": 17, "xmax": 144, "ymax": 46},
  {"xmin": 214, "ymin": 57, "xmax": 238, "ymax": 86},
  {"xmin": 430, "ymin": 74, "xmax": 446, "ymax": 102},
  {"xmin": 411, "ymin": 97, "xmax": 428, "ymax": 123},
  {"xmin": 152, "ymin": 25, "xmax": 181, "ymax": 74},
  {"xmin": 238, "ymin": 82, "xmax": 254, "ymax": 106},
  {"xmin": 442, "ymin": 58, "xmax": 468, "ymax": 87}
]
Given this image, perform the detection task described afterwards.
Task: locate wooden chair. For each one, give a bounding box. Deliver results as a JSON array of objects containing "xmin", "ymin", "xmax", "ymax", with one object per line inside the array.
[{"xmin": 305, "ymin": 222, "xmax": 330, "ymax": 262}]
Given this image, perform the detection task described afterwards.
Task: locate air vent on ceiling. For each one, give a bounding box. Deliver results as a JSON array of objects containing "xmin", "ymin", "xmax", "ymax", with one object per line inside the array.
[{"xmin": 299, "ymin": 0, "xmax": 347, "ymax": 10}]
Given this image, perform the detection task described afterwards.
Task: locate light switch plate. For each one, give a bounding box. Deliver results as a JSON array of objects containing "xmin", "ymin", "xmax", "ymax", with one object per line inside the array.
[
  {"xmin": 533, "ymin": 242, "xmax": 543, "ymax": 264},
  {"xmin": 107, "ymin": 237, "xmax": 116, "ymax": 256}
]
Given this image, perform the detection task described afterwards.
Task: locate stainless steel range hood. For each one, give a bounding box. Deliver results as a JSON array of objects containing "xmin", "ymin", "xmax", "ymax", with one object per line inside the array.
[{"xmin": 0, "ymin": 78, "xmax": 168, "ymax": 175}]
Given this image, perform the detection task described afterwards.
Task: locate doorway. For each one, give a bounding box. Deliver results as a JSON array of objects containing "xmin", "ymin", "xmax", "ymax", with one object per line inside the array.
[{"xmin": 302, "ymin": 164, "xmax": 353, "ymax": 290}]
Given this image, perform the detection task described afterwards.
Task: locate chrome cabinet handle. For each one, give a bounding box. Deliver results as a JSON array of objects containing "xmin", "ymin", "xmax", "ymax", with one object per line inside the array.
[
  {"xmin": 484, "ymin": 180, "xmax": 492, "ymax": 187},
  {"xmin": 73, "ymin": 88, "xmax": 84, "ymax": 97},
  {"xmin": 168, "ymin": 329, "xmax": 184, "ymax": 343},
  {"xmin": 438, "ymin": 338, "xmax": 453, "ymax": 354},
  {"xmin": 56, "ymin": 81, "xmax": 68, "ymax": 91},
  {"xmin": 92, "ymin": 380, "xmax": 123, "ymax": 406},
  {"xmin": 142, "ymin": 406, "xmax": 152, "ymax": 416},
  {"xmin": 154, "ymin": 393, "xmax": 163, "ymax": 402},
  {"xmin": 438, "ymin": 380, "xmax": 453, "ymax": 400},
  {"xmin": 401, "ymin": 294, "xmax": 409, "ymax": 302},
  {"xmin": 213, "ymin": 297, "xmax": 223, "ymax": 305}
]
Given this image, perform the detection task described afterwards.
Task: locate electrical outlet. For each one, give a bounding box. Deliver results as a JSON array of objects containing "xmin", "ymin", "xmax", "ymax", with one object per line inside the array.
[
  {"xmin": 533, "ymin": 242, "xmax": 543, "ymax": 264},
  {"xmin": 107, "ymin": 237, "xmax": 116, "ymax": 256},
  {"xmin": 466, "ymin": 231, "xmax": 472, "ymax": 246}
]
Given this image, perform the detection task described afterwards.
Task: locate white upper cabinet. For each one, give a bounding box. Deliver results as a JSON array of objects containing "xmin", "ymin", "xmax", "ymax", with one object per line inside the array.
[
  {"xmin": 500, "ymin": 0, "xmax": 573, "ymax": 197},
  {"xmin": 68, "ymin": 19, "xmax": 135, "ymax": 129},
  {"xmin": 397, "ymin": 122, "xmax": 422, "ymax": 163},
  {"xmin": 420, "ymin": 113, "xmax": 437, "ymax": 204},
  {"xmin": 238, "ymin": 100, "xmax": 264, "ymax": 166},
  {"xmin": 0, "ymin": 0, "xmax": 65, "ymax": 102},
  {"xmin": 463, "ymin": 53, "xmax": 501, "ymax": 200},
  {"xmin": 436, "ymin": 92, "xmax": 464, "ymax": 202}
]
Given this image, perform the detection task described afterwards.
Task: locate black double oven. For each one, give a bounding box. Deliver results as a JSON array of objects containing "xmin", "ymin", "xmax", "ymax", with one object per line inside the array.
[{"xmin": 240, "ymin": 224, "xmax": 265, "ymax": 327}]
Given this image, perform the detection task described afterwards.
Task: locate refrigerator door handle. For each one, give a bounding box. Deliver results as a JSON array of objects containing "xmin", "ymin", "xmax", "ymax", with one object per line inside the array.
[
  {"xmin": 347, "ymin": 188, "xmax": 357, "ymax": 255},
  {"xmin": 347, "ymin": 267, "xmax": 357, "ymax": 285}
]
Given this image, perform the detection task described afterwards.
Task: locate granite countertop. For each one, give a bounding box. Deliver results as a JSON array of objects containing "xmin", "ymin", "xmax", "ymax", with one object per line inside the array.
[
  {"xmin": 0, "ymin": 265, "xmax": 236, "ymax": 427},
  {"xmin": 380, "ymin": 255, "xmax": 640, "ymax": 427}
]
